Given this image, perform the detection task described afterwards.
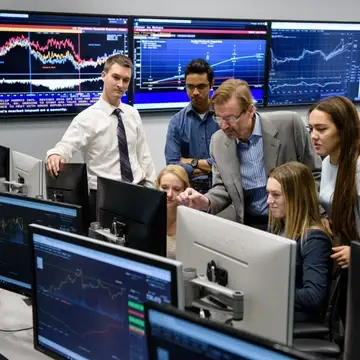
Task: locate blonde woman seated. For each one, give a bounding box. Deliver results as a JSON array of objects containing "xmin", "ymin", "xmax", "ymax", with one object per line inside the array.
[
  {"xmin": 267, "ymin": 162, "xmax": 332, "ymax": 323},
  {"xmin": 157, "ymin": 165, "xmax": 190, "ymax": 259}
]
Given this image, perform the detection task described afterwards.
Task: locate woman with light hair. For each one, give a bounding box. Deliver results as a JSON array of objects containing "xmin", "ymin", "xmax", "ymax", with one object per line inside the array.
[
  {"xmin": 266, "ymin": 161, "xmax": 332, "ymax": 322},
  {"xmin": 156, "ymin": 165, "xmax": 190, "ymax": 259}
]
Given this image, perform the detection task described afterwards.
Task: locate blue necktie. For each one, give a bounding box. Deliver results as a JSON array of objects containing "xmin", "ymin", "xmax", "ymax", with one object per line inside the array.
[{"xmin": 113, "ymin": 108, "xmax": 134, "ymax": 183}]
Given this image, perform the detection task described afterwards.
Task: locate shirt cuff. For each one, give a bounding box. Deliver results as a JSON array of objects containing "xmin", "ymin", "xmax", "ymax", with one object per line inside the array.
[
  {"xmin": 46, "ymin": 149, "xmax": 64, "ymax": 161},
  {"xmin": 205, "ymin": 196, "xmax": 211, "ymax": 213}
]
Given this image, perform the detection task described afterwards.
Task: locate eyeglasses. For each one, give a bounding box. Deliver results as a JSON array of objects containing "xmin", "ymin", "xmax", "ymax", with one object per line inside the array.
[
  {"xmin": 213, "ymin": 110, "xmax": 246, "ymax": 125},
  {"xmin": 185, "ymin": 83, "xmax": 210, "ymax": 91}
]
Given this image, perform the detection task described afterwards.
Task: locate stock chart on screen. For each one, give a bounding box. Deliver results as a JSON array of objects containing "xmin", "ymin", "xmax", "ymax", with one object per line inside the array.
[
  {"xmin": 33, "ymin": 234, "xmax": 173, "ymax": 360},
  {"xmin": 0, "ymin": 195, "xmax": 79, "ymax": 294},
  {"xmin": 133, "ymin": 17, "xmax": 269, "ymax": 110},
  {"xmin": 0, "ymin": 11, "xmax": 129, "ymax": 117},
  {"xmin": 268, "ymin": 22, "xmax": 360, "ymax": 105}
]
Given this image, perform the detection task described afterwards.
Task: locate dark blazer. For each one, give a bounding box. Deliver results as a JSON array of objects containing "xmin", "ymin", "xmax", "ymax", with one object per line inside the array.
[
  {"xmin": 294, "ymin": 229, "xmax": 332, "ymax": 323},
  {"xmin": 206, "ymin": 111, "xmax": 322, "ymax": 222}
]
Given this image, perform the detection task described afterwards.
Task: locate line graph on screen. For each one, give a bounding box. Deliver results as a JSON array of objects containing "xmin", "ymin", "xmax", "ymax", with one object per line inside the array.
[
  {"xmin": 136, "ymin": 38, "xmax": 266, "ymax": 90},
  {"xmin": 38, "ymin": 263, "xmax": 127, "ymax": 321},
  {"xmin": 0, "ymin": 19, "xmax": 128, "ymax": 113},
  {"xmin": 268, "ymin": 31, "xmax": 356, "ymax": 104},
  {"xmin": 0, "ymin": 35, "xmax": 123, "ymax": 70}
]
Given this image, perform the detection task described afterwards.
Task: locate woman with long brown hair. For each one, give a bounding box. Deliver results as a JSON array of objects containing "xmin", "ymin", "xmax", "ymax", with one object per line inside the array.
[
  {"xmin": 267, "ymin": 162, "xmax": 332, "ymax": 322},
  {"xmin": 308, "ymin": 95, "xmax": 360, "ymax": 325}
]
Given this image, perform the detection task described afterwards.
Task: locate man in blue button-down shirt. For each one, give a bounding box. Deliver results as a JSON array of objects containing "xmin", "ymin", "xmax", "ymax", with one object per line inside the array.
[{"xmin": 165, "ymin": 59, "xmax": 219, "ymax": 192}]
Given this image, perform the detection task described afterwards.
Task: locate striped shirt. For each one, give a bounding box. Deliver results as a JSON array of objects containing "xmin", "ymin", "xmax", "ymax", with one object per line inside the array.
[{"xmin": 237, "ymin": 114, "xmax": 268, "ymax": 216}]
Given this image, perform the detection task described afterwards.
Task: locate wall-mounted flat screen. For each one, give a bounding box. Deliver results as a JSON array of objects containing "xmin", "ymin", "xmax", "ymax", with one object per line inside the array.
[
  {"xmin": 0, "ymin": 11, "xmax": 129, "ymax": 117},
  {"xmin": 268, "ymin": 22, "xmax": 360, "ymax": 105},
  {"xmin": 132, "ymin": 17, "xmax": 269, "ymax": 111}
]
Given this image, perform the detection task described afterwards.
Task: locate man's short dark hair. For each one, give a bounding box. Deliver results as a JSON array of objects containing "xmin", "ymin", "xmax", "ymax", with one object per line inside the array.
[{"xmin": 185, "ymin": 59, "xmax": 214, "ymax": 83}]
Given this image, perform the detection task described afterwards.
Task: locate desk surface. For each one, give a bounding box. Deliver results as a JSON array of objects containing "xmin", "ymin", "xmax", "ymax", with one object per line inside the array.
[{"xmin": 0, "ymin": 290, "xmax": 49, "ymax": 360}]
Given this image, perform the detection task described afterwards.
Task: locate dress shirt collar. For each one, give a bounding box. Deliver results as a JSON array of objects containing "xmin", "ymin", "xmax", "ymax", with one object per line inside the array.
[
  {"xmin": 185, "ymin": 101, "xmax": 215, "ymax": 117},
  {"xmin": 252, "ymin": 113, "xmax": 262, "ymax": 137},
  {"xmin": 99, "ymin": 95, "xmax": 125, "ymax": 116},
  {"xmin": 236, "ymin": 113, "xmax": 262, "ymax": 144}
]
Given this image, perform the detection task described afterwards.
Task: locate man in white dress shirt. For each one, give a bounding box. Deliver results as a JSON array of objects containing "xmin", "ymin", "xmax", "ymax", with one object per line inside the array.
[{"xmin": 46, "ymin": 54, "xmax": 156, "ymax": 220}]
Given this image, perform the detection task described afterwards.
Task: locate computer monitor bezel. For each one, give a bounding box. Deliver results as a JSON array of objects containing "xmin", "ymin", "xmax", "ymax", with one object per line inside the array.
[
  {"xmin": 145, "ymin": 302, "xmax": 318, "ymax": 360},
  {"xmin": 45, "ymin": 162, "xmax": 90, "ymax": 230},
  {"xmin": 0, "ymin": 145, "xmax": 10, "ymax": 181},
  {"xmin": 266, "ymin": 19, "xmax": 360, "ymax": 107},
  {"xmin": 0, "ymin": 191, "xmax": 83, "ymax": 297},
  {"xmin": 29, "ymin": 224, "xmax": 184, "ymax": 360},
  {"xmin": 97, "ymin": 176, "xmax": 167, "ymax": 257},
  {"xmin": 45, "ymin": 163, "xmax": 88, "ymax": 199},
  {"xmin": 176, "ymin": 206, "xmax": 296, "ymax": 346},
  {"xmin": 0, "ymin": 9, "xmax": 131, "ymax": 118},
  {"xmin": 11, "ymin": 150, "xmax": 43, "ymax": 198},
  {"xmin": 132, "ymin": 15, "xmax": 270, "ymax": 112}
]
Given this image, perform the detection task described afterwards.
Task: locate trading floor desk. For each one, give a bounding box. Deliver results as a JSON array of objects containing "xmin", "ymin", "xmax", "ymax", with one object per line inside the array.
[{"xmin": 0, "ymin": 290, "xmax": 48, "ymax": 360}]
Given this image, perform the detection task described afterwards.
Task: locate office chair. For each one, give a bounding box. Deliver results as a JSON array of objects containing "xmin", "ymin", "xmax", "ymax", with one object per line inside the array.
[{"xmin": 292, "ymin": 269, "xmax": 342, "ymax": 358}]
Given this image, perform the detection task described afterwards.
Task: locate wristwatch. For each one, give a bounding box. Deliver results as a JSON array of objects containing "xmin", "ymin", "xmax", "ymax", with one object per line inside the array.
[{"xmin": 191, "ymin": 158, "xmax": 199, "ymax": 168}]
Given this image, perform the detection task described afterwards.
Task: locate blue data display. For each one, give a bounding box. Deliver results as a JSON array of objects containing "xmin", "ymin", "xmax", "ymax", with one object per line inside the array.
[
  {"xmin": 33, "ymin": 235, "xmax": 173, "ymax": 360},
  {"xmin": 0, "ymin": 11, "xmax": 128, "ymax": 117},
  {"xmin": 133, "ymin": 18, "xmax": 268, "ymax": 110},
  {"xmin": 268, "ymin": 22, "xmax": 360, "ymax": 105},
  {"xmin": 0, "ymin": 196, "xmax": 79, "ymax": 292}
]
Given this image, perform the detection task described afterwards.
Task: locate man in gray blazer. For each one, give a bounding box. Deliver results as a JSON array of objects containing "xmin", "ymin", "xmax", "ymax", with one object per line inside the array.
[{"xmin": 177, "ymin": 79, "xmax": 321, "ymax": 229}]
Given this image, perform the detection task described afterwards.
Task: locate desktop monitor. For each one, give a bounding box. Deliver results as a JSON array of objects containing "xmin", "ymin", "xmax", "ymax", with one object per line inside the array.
[
  {"xmin": 344, "ymin": 241, "xmax": 360, "ymax": 360},
  {"xmin": 268, "ymin": 21, "xmax": 360, "ymax": 106},
  {"xmin": 11, "ymin": 150, "xmax": 43, "ymax": 198},
  {"xmin": 97, "ymin": 176, "xmax": 167, "ymax": 256},
  {"xmin": 132, "ymin": 17, "xmax": 269, "ymax": 111},
  {"xmin": 29, "ymin": 224, "xmax": 184, "ymax": 360},
  {"xmin": 45, "ymin": 163, "xmax": 90, "ymax": 229},
  {"xmin": 176, "ymin": 206, "xmax": 297, "ymax": 346},
  {"xmin": 0, "ymin": 146, "xmax": 10, "ymax": 192},
  {"xmin": 0, "ymin": 192, "xmax": 82, "ymax": 296},
  {"xmin": 0, "ymin": 10, "xmax": 130, "ymax": 118},
  {"xmin": 145, "ymin": 302, "xmax": 319, "ymax": 360}
]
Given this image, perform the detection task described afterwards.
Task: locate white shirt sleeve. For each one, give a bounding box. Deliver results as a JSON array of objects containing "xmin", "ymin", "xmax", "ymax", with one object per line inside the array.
[
  {"xmin": 46, "ymin": 113, "xmax": 94, "ymax": 162},
  {"xmin": 134, "ymin": 111, "xmax": 156, "ymax": 188}
]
